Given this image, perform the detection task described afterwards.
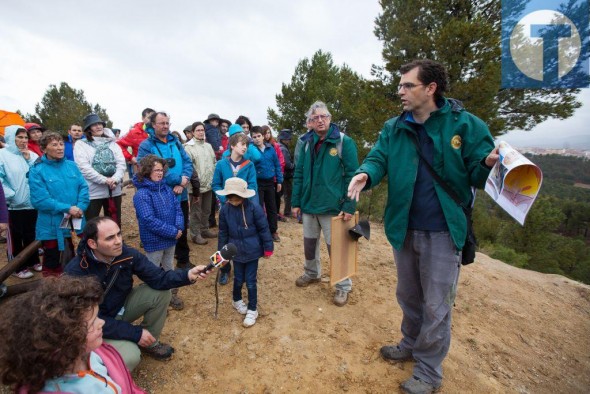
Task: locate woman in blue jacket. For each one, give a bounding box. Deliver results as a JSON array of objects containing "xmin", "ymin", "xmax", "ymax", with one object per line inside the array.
[
  {"xmin": 29, "ymin": 131, "xmax": 89, "ymax": 277},
  {"xmin": 133, "ymin": 155, "xmax": 185, "ymax": 310}
]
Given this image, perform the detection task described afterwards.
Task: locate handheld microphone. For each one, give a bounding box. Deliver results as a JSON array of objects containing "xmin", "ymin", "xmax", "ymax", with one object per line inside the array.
[{"xmin": 200, "ymin": 243, "xmax": 237, "ymax": 273}]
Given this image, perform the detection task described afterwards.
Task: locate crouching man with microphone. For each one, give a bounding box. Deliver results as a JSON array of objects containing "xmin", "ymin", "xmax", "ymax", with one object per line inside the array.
[{"xmin": 65, "ymin": 216, "xmax": 212, "ymax": 371}]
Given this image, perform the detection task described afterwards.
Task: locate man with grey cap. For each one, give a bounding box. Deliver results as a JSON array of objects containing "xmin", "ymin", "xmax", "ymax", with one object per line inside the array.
[{"xmin": 204, "ymin": 113, "xmax": 223, "ymax": 160}]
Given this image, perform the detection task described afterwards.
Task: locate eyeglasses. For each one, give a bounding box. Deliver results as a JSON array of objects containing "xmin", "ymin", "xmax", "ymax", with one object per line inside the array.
[
  {"xmin": 155, "ymin": 122, "xmax": 170, "ymax": 126},
  {"xmin": 310, "ymin": 114, "xmax": 330, "ymax": 122},
  {"xmin": 397, "ymin": 83, "xmax": 424, "ymax": 91}
]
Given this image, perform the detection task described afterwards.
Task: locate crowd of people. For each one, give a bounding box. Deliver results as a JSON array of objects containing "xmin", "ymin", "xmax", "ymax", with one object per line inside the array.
[{"xmin": 0, "ymin": 59, "xmax": 499, "ymax": 394}]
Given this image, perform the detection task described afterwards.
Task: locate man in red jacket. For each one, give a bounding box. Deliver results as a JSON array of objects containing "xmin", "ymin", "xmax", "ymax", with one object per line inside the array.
[{"xmin": 117, "ymin": 108, "xmax": 154, "ymax": 176}]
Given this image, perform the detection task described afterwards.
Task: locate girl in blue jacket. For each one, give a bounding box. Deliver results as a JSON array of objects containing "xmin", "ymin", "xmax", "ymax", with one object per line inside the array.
[
  {"xmin": 216, "ymin": 177, "xmax": 273, "ymax": 327},
  {"xmin": 133, "ymin": 155, "xmax": 185, "ymax": 310}
]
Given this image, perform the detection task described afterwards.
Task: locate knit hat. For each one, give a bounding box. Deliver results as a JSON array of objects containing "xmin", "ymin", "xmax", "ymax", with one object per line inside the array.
[
  {"xmin": 215, "ymin": 177, "xmax": 255, "ymax": 198},
  {"xmin": 204, "ymin": 113, "xmax": 221, "ymax": 124},
  {"xmin": 228, "ymin": 124, "xmax": 244, "ymax": 137},
  {"xmin": 278, "ymin": 129, "xmax": 293, "ymax": 141},
  {"xmin": 82, "ymin": 113, "xmax": 106, "ymax": 132}
]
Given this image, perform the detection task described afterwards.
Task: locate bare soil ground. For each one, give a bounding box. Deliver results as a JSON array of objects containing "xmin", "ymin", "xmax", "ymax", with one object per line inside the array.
[{"xmin": 2, "ymin": 188, "xmax": 590, "ymax": 393}]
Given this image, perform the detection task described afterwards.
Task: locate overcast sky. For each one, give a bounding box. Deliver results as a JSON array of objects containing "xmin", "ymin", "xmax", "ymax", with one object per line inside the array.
[{"xmin": 1, "ymin": 0, "xmax": 587, "ymax": 146}]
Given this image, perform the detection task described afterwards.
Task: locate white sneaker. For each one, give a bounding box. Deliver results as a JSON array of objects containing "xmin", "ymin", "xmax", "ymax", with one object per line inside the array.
[
  {"xmin": 243, "ymin": 309, "xmax": 258, "ymax": 327},
  {"xmin": 232, "ymin": 299, "xmax": 248, "ymax": 315},
  {"xmin": 13, "ymin": 269, "xmax": 34, "ymax": 279},
  {"xmin": 33, "ymin": 263, "xmax": 43, "ymax": 272}
]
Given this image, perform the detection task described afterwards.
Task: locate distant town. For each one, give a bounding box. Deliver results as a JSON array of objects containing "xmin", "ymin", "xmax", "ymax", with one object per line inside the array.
[{"xmin": 518, "ymin": 147, "xmax": 590, "ymax": 159}]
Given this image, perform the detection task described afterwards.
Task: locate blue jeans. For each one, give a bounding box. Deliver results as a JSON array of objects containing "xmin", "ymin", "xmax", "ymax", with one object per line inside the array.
[{"xmin": 233, "ymin": 259, "xmax": 259, "ymax": 311}]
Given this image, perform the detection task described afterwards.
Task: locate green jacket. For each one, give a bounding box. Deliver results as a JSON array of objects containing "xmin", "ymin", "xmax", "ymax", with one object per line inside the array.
[
  {"xmin": 358, "ymin": 98, "xmax": 494, "ymax": 250},
  {"xmin": 292, "ymin": 124, "xmax": 358, "ymax": 215}
]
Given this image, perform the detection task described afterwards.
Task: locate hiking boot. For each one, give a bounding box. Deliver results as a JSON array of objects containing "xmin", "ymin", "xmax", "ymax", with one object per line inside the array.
[
  {"xmin": 232, "ymin": 299, "xmax": 248, "ymax": 315},
  {"xmin": 12, "ymin": 269, "xmax": 34, "ymax": 279},
  {"xmin": 219, "ymin": 272, "xmax": 229, "ymax": 285},
  {"xmin": 140, "ymin": 341, "xmax": 175, "ymax": 361},
  {"xmin": 400, "ymin": 376, "xmax": 440, "ymax": 394},
  {"xmin": 243, "ymin": 309, "xmax": 258, "ymax": 327},
  {"xmin": 333, "ymin": 290, "xmax": 349, "ymax": 306},
  {"xmin": 191, "ymin": 234, "xmax": 208, "ymax": 245},
  {"xmin": 201, "ymin": 229, "xmax": 217, "ymax": 238},
  {"xmin": 380, "ymin": 344, "xmax": 414, "ymax": 362},
  {"xmin": 295, "ymin": 274, "xmax": 321, "ymax": 287},
  {"xmin": 169, "ymin": 290, "xmax": 184, "ymax": 311},
  {"xmin": 272, "ymin": 233, "xmax": 281, "ymax": 242},
  {"xmin": 32, "ymin": 262, "xmax": 43, "ymax": 272}
]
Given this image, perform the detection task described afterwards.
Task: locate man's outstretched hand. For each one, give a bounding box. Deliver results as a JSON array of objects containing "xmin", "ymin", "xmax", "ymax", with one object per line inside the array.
[{"xmin": 348, "ymin": 173, "xmax": 368, "ymax": 202}]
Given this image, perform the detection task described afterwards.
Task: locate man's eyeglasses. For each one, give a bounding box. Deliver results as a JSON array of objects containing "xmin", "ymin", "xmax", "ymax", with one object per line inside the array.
[
  {"xmin": 397, "ymin": 83, "xmax": 424, "ymax": 91},
  {"xmin": 155, "ymin": 122, "xmax": 170, "ymax": 126},
  {"xmin": 310, "ymin": 114, "xmax": 330, "ymax": 122}
]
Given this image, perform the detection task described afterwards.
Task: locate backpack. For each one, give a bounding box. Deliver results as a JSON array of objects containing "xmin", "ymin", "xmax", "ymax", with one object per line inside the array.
[{"xmin": 87, "ymin": 141, "xmax": 117, "ymax": 177}]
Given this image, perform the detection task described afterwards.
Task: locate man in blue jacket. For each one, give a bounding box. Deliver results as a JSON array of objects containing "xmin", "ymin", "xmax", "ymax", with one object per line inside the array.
[
  {"xmin": 138, "ymin": 112, "xmax": 193, "ymax": 269},
  {"xmin": 65, "ymin": 216, "xmax": 208, "ymax": 371},
  {"xmin": 63, "ymin": 123, "xmax": 84, "ymax": 161}
]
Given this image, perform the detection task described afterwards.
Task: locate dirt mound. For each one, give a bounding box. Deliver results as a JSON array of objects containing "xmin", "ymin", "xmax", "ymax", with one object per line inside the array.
[{"xmin": 3, "ymin": 188, "xmax": 589, "ymax": 393}]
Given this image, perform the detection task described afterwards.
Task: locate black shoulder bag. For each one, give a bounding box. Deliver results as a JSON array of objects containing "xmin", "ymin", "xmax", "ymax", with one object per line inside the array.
[{"xmin": 408, "ymin": 133, "xmax": 477, "ymax": 265}]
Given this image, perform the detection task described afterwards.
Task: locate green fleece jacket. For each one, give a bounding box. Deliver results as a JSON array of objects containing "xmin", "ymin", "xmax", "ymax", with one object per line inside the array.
[
  {"xmin": 292, "ymin": 124, "xmax": 358, "ymax": 215},
  {"xmin": 358, "ymin": 98, "xmax": 494, "ymax": 250}
]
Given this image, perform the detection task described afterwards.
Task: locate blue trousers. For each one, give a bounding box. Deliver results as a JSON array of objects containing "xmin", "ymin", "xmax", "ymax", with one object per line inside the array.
[{"xmin": 233, "ymin": 259, "xmax": 259, "ymax": 311}]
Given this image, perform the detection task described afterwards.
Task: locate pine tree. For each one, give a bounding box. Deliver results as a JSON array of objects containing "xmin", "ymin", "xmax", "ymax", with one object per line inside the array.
[{"xmin": 22, "ymin": 82, "xmax": 112, "ymax": 134}]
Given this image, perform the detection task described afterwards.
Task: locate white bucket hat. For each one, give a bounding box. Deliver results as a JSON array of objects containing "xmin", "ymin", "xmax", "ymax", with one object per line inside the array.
[{"xmin": 215, "ymin": 177, "xmax": 255, "ymax": 198}]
